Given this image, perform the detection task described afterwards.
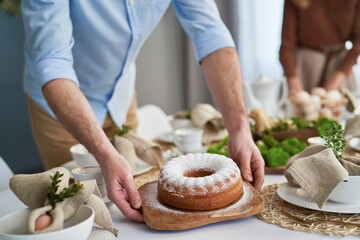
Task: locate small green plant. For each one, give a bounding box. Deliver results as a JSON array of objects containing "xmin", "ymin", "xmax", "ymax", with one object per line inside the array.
[
  {"xmin": 184, "ymin": 109, "xmax": 192, "ymax": 119},
  {"xmin": 321, "ymin": 123, "xmax": 347, "ymax": 159},
  {"xmin": 113, "ymin": 124, "xmax": 132, "ymax": 137},
  {"xmin": 47, "ymin": 171, "xmax": 83, "ymax": 209}
]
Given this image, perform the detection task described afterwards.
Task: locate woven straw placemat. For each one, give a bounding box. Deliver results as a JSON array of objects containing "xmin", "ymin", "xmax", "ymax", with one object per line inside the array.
[
  {"xmin": 258, "ymin": 184, "xmax": 360, "ymax": 237},
  {"xmin": 134, "ymin": 168, "xmax": 160, "ymax": 189}
]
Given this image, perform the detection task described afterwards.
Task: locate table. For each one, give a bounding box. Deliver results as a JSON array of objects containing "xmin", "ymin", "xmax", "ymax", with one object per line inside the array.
[{"xmin": 0, "ymin": 175, "xmax": 356, "ymax": 240}]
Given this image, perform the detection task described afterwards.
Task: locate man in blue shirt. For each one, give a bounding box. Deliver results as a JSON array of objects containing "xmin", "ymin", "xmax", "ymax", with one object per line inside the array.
[{"xmin": 22, "ymin": 0, "xmax": 264, "ymax": 221}]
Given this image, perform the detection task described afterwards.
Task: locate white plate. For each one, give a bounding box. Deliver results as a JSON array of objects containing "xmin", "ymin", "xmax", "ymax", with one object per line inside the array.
[
  {"xmin": 349, "ymin": 137, "xmax": 360, "ymax": 152},
  {"xmin": 61, "ymin": 157, "xmax": 152, "ymax": 177},
  {"xmin": 88, "ymin": 227, "xmax": 116, "ymax": 240},
  {"xmin": 277, "ymin": 182, "xmax": 360, "ymax": 214},
  {"xmin": 157, "ymin": 132, "xmax": 174, "ymax": 143},
  {"xmin": 162, "ymin": 146, "xmax": 208, "ymax": 161}
]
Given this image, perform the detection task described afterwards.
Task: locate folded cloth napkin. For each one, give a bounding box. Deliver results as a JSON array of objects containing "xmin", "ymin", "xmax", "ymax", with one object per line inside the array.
[
  {"xmin": 113, "ymin": 135, "xmax": 136, "ymax": 171},
  {"xmin": 9, "ymin": 167, "xmax": 117, "ymax": 236},
  {"xmin": 285, "ymin": 145, "xmax": 349, "ymax": 208},
  {"xmin": 344, "ymin": 115, "xmax": 360, "ymax": 137},
  {"xmin": 191, "ymin": 104, "xmax": 227, "ymax": 144},
  {"xmin": 123, "ymin": 132, "xmax": 164, "ymax": 167}
]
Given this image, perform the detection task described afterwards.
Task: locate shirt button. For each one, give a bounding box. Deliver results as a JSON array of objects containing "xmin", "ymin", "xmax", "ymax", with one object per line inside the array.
[
  {"xmin": 130, "ymin": 0, "xmax": 135, "ymax": 5},
  {"xmin": 134, "ymin": 36, "xmax": 139, "ymax": 41}
]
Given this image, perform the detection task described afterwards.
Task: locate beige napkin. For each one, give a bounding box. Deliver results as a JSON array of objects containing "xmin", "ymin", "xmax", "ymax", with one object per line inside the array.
[
  {"xmin": 123, "ymin": 132, "xmax": 164, "ymax": 167},
  {"xmin": 113, "ymin": 135, "xmax": 136, "ymax": 171},
  {"xmin": 285, "ymin": 145, "xmax": 349, "ymax": 208},
  {"xmin": 9, "ymin": 167, "xmax": 117, "ymax": 236},
  {"xmin": 344, "ymin": 115, "xmax": 360, "ymax": 137},
  {"xmin": 339, "ymin": 157, "xmax": 360, "ymax": 176},
  {"xmin": 191, "ymin": 104, "xmax": 227, "ymax": 144}
]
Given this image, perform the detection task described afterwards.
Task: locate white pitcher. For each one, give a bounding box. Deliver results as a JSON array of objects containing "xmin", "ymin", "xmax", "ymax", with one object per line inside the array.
[{"xmin": 243, "ymin": 75, "xmax": 288, "ymax": 118}]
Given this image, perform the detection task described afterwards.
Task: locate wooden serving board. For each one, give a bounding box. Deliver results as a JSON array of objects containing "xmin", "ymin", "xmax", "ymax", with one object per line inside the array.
[
  {"xmin": 139, "ymin": 181, "xmax": 265, "ymax": 230},
  {"xmin": 265, "ymin": 165, "xmax": 286, "ymax": 175}
]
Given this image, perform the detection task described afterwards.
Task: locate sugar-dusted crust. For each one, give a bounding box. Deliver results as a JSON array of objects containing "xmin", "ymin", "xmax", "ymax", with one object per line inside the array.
[{"xmin": 157, "ymin": 153, "xmax": 243, "ymax": 210}]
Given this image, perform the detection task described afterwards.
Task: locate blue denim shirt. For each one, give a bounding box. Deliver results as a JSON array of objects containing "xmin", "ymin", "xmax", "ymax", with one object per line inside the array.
[{"xmin": 22, "ymin": 0, "xmax": 235, "ymax": 127}]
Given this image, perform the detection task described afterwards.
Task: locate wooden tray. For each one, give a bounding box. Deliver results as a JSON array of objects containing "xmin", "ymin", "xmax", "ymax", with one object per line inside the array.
[
  {"xmin": 139, "ymin": 181, "xmax": 265, "ymax": 230},
  {"xmin": 265, "ymin": 165, "xmax": 286, "ymax": 175}
]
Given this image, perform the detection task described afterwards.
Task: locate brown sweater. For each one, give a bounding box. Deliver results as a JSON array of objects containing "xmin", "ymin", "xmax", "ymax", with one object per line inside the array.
[{"xmin": 279, "ymin": 0, "xmax": 360, "ymax": 78}]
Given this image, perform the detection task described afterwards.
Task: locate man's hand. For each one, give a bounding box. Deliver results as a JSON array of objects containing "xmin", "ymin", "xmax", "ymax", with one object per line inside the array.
[
  {"xmin": 201, "ymin": 47, "xmax": 265, "ymax": 191},
  {"xmin": 227, "ymin": 131, "xmax": 264, "ymax": 191},
  {"xmin": 100, "ymin": 154, "xmax": 143, "ymax": 222},
  {"xmin": 42, "ymin": 78, "xmax": 143, "ymax": 221},
  {"xmin": 324, "ymin": 71, "xmax": 346, "ymax": 90}
]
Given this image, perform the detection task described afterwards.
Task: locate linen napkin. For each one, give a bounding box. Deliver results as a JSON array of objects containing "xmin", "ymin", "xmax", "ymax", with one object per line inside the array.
[
  {"xmin": 9, "ymin": 167, "xmax": 117, "ymax": 236},
  {"xmin": 285, "ymin": 145, "xmax": 349, "ymax": 208},
  {"xmin": 191, "ymin": 104, "xmax": 227, "ymax": 144},
  {"xmin": 344, "ymin": 115, "xmax": 360, "ymax": 137},
  {"xmin": 123, "ymin": 131, "xmax": 164, "ymax": 167},
  {"xmin": 113, "ymin": 135, "xmax": 136, "ymax": 171}
]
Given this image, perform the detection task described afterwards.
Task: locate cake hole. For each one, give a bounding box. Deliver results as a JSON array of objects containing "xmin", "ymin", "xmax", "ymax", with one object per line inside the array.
[{"xmin": 183, "ymin": 168, "xmax": 215, "ymax": 178}]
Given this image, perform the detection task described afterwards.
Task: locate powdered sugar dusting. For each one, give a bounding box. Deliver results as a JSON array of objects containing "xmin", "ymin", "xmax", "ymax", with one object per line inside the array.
[{"xmin": 158, "ymin": 153, "xmax": 241, "ymax": 196}]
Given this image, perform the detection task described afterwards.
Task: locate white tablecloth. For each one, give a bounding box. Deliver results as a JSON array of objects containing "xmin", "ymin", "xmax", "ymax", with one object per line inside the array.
[{"xmin": 0, "ymin": 175, "xmax": 356, "ymax": 240}]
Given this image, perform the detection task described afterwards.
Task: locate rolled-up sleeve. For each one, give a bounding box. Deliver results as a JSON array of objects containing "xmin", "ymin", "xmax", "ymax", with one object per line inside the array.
[
  {"xmin": 173, "ymin": 0, "xmax": 235, "ymax": 63},
  {"xmin": 21, "ymin": 0, "xmax": 78, "ymax": 88}
]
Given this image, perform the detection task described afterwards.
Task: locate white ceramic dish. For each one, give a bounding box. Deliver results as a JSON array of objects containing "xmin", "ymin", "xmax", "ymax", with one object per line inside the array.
[
  {"xmin": 328, "ymin": 176, "xmax": 360, "ymax": 204},
  {"xmin": 277, "ymin": 182, "xmax": 360, "ymax": 213},
  {"xmin": 70, "ymin": 144, "xmax": 98, "ymax": 167},
  {"xmin": 169, "ymin": 118, "xmax": 193, "ymax": 130},
  {"xmin": 307, "ymin": 136, "xmax": 326, "ymax": 146},
  {"xmin": 349, "ymin": 137, "xmax": 360, "ymax": 152},
  {"xmin": 61, "ymin": 157, "xmax": 152, "ymax": 177},
  {"xmin": 88, "ymin": 227, "xmax": 116, "ymax": 240},
  {"xmin": 0, "ymin": 205, "xmax": 94, "ymax": 240},
  {"xmin": 157, "ymin": 132, "xmax": 174, "ymax": 143}
]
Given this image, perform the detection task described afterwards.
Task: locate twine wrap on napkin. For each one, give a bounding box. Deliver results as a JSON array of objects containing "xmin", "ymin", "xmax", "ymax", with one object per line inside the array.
[
  {"xmin": 122, "ymin": 132, "xmax": 164, "ymax": 167},
  {"xmin": 9, "ymin": 167, "xmax": 117, "ymax": 236},
  {"xmin": 191, "ymin": 104, "xmax": 227, "ymax": 144},
  {"xmin": 285, "ymin": 144, "xmax": 360, "ymax": 208},
  {"xmin": 344, "ymin": 115, "xmax": 360, "ymax": 137}
]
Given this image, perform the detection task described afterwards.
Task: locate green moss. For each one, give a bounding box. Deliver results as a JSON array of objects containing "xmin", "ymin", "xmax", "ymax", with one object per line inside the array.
[
  {"xmin": 279, "ymin": 138, "xmax": 307, "ymax": 156},
  {"xmin": 264, "ymin": 148, "xmax": 290, "ymax": 167}
]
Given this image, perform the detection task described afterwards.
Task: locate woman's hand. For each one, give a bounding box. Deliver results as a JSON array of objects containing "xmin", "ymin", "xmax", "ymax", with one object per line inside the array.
[
  {"xmin": 227, "ymin": 131, "xmax": 265, "ymax": 192},
  {"xmin": 100, "ymin": 154, "xmax": 144, "ymax": 222},
  {"xmin": 288, "ymin": 75, "xmax": 304, "ymax": 95},
  {"xmin": 324, "ymin": 71, "xmax": 346, "ymax": 90}
]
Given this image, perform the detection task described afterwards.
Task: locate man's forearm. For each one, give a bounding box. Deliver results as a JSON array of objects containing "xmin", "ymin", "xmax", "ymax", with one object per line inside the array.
[
  {"xmin": 42, "ymin": 78, "xmax": 117, "ymax": 163},
  {"xmin": 201, "ymin": 47, "xmax": 250, "ymax": 134}
]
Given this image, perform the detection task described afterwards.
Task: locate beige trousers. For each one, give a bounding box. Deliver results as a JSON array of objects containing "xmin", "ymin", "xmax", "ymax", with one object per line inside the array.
[
  {"xmin": 295, "ymin": 48, "xmax": 357, "ymax": 92},
  {"xmin": 26, "ymin": 93, "xmax": 138, "ymax": 170}
]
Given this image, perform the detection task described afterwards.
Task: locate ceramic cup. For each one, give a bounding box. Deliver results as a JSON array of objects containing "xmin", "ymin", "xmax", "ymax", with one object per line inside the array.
[
  {"xmin": 72, "ymin": 166, "xmax": 107, "ymax": 198},
  {"xmin": 173, "ymin": 127, "xmax": 203, "ymax": 153},
  {"xmin": 170, "ymin": 118, "xmax": 193, "ymax": 130}
]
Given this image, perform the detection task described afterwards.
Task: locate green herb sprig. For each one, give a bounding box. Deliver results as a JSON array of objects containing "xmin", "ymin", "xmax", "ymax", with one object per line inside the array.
[
  {"xmin": 47, "ymin": 171, "xmax": 83, "ymax": 209},
  {"xmin": 113, "ymin": 124, "xmax": 132, "ymax": 137},
  {"xmin": 321, "ymin": 123, "xmax": 347, "ymax": 159},
  {"xmin": 184, "ymin": 109, "xmax": 192, "ymax": 119}
]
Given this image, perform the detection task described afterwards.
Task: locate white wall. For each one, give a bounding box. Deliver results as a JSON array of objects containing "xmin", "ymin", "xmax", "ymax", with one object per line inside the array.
[{"xmin": 135, "ymin": 6, "xmax": 187, "ymax": 115}]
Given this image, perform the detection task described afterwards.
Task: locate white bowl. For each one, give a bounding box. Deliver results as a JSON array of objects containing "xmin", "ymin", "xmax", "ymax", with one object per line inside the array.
[
  {"xmin": 307, "ymin": 136, "xmax": 326, "ymax": 146},
  {"xmin": 70, "ymin": 144, "xmax": 98, "ymax": 167},
  {"xmin": 328, "ymin": 176, "xmax": 360, "ymax": 204},
  {"xmin": 0, "ymin": 205, "xmax": 94, "ymax": 240},
  {"xmin": 170, "ymin": 118, "xmax": 193, "ymax": 130}
]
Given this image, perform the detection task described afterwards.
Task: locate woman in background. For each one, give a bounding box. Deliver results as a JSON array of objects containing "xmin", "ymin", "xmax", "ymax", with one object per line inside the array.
[{"xmin": 280, "ymin": 0, "xmax": 360, "ymax": 94}]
